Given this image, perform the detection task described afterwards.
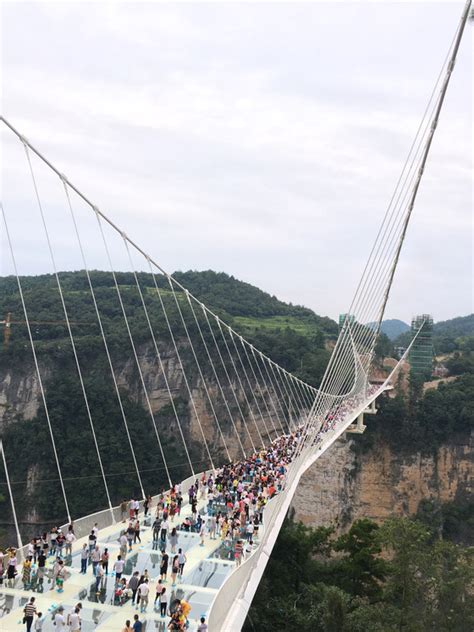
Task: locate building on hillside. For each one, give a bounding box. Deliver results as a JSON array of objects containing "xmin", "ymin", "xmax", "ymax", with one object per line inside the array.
[{"xmin": 409, "ymin": 314, "xmax": 433, "ymax": 379}]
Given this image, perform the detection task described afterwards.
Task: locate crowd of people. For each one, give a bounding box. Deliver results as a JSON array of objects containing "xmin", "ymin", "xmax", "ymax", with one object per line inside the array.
[{"xmin": 2, "ymin": 390, "xmax": 373, "ymax": 631}]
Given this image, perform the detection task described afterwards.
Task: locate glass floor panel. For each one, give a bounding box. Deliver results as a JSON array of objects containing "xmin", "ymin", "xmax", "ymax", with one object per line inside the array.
[
  {"xmin": 40, "ymin": 606, "xmax": 111, "ymax": 631},
  {"xmin": 182, "ymin": 560, "xmax": 233, "ymax": 589}
]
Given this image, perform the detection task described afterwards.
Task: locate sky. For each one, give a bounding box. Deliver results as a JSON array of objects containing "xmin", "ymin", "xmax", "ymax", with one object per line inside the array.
[{"xmin": 0, "ymin": 1, "xmax": 472, "ymax": 324}]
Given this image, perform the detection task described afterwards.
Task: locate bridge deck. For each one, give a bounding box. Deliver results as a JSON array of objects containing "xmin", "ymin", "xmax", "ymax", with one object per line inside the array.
[{"xmin": 0, "ymin": 493, "xmax": 238, "ymax": 631}]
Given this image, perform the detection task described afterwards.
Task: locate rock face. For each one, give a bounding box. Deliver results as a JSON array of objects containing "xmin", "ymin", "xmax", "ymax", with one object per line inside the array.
[
  {"xmin": 0, "ymin": 364, "xmax": 49, "ymax": 429},
  {"xmin": 292, "ymin": 431, "xmax": 473, "ymax": 530},
  {"xmin": 2, "ymin": 351, "xmax": 472, "ymax": 531}
]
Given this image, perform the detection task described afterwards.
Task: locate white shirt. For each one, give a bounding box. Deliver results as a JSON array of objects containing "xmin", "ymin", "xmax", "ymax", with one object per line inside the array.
[
  {"xmin": 114, "ymin": 559, "xmax": 125, "ymax": 573},
  {"xmin": 54, "ymin": 613, "xmax": 66, "ymax": 629},
  {"xmin": 138, "ymin": 582, "xmax": 149, "ymax": 597},
  {"xmin": 91, "ymin": 549, "xmax": 101, "ymax": 562},
  {"xmin": 68, "ymin": 612, "xmax": 81, "ymax": 631}
]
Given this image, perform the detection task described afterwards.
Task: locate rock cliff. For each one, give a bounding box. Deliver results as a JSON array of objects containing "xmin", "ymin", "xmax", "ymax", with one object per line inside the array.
[{"xmin": 292, "ymin": 429, "xmax": 472, "ymax": 530}]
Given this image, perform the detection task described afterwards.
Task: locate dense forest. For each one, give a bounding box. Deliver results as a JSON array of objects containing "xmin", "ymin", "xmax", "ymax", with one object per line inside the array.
[
  {"xmin": 244, "ymin": 515, "xmax": 473, "ymax": 632},
  {"xmin": 0, "ymin": 270, "xmax": 337, "ymax": 383}
]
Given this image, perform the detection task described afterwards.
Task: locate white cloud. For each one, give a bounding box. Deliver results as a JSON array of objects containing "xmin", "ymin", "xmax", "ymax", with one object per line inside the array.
[{"xmin": 1, "ymin": 1, "xmax": 472, "ymax": 323}]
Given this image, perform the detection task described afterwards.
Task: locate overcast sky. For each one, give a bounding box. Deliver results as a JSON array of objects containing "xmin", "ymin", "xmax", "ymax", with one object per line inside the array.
[{"xmin": 1, "ymin": 1, "xmax": 472, "ymax": 324}]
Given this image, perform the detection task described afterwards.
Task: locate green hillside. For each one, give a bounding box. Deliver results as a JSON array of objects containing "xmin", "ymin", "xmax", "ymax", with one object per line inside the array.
[{"xmin": 0, "ymin": 270, "xmax": 337, "ymax": 384}]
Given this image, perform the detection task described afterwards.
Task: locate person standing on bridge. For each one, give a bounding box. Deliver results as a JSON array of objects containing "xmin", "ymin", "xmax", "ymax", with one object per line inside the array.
[
  {"xmin": 114, "ymin": 555, "xmax": 125, "ymax": 583},
  {"xmin": 170, "ymin": 555, "xmax": 179, "ymax": 587},
  {"xmin": 158, "ymin": 586, "xmax": 167, "ymax": 617},
  {"xmin": 160, "ymin": 517, "xmax": 169, "ymax": 550},
  {"xmin": 80, "ymin": 544, "xmax": 88, "ymax": 574},
  {"xmin": 177, "ymin": 549, "xmax": 187, "ymax": 579},
  {"xmin": 65, "ymin": 530, "xmax": 76, "ymax": 557},
  {"xmin": 160, "ymin": 551, "xmax": 169, "ymax": 583},
  {"xmin": 120, "ymin": 499, "xmax": 128, "ymax": 522},
  {"xmin": 132, "ymin": 614, "xmax": 142, "ymax": 632},
  {"xmin": 67, "ymin": 606, "xmax": 81, "ymax": 632},
  {"xmin": 22, "ymin": 596, "xmax": 36, "ymax": 632},
  {"xmin": 169, "ymin": 527, "xmax": 178, "ymax": 554},
  {"xmin": 138, "ymin": 579, "xmax": 150, "ymax": 613}
]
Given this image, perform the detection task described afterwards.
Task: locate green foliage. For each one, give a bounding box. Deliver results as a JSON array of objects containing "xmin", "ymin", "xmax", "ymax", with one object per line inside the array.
[
  {"xmin": 394, "ymin": 314, "xmax": 474, "ymax": 356},
  {"xmin": 445, "ymin": 350, "xmax": 474, "ymax": 375},
  {"xmin": 355, "ymin": 374, "xmax": 473, "ymax": 454},
  {"xmin": 244, "ymin": 516, "xmax": 474, "ymax": 632},
  {"xmin": 0, "ymin": 270, "xmax": 336, "ymax": 386},
  {"xmin": 333, "ymin": 519, "xmax": 387, "ymax": 599}
]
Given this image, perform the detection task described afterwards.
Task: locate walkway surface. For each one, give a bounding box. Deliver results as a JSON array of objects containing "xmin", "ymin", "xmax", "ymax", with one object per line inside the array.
[{"xmin": 0, "ymin": 494, "xmax": 238, "ymax": 631}]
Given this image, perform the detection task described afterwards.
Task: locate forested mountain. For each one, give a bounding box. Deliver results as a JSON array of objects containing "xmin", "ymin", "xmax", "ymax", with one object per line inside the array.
[
  {"xmin": 0, "ymin": 270, "xmax": 338, "ymax": 535},
  {"xmin": 393, "ymin": 313, "xmax": 474, "ymax": 354},
  {"xmin": 0, "ymin": 270, "xmax": 337, "ymax": 384},
  {"xmin": 373, "ymin": 319, "xmax": 409, "ymax": 340}
]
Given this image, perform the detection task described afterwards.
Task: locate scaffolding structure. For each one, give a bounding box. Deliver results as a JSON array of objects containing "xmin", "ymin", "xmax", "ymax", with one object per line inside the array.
[{"xmin": 409, "ymin": 314, "xmax": 434, "ymax": 378}]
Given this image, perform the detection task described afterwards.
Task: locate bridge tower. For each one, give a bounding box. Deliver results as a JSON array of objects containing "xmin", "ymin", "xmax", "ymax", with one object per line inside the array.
[{"xmin": 409, "ymin": 314, "xmax": 433, "ymax": 380}]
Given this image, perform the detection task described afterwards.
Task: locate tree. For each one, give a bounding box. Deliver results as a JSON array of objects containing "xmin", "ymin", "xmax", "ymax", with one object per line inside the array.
[{"xmin": 333, "ymin": 519, "xmax": 387, "ymax": 599}]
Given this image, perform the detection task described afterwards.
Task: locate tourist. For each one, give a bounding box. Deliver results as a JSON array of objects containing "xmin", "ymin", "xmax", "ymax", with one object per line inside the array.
[
  {"xmin": 87, "ymin": 529, "xmax": 96, "ymax": 554},
  {"xmin": 114, "ymin": 555, "xmax": 125, "ymax": 582},
  {"xmin": 67, "ymin": 606, "xmax": 81, "ymax": 632},
  {"xmin": 121, "ymin": 620, "xmax": 133, "ymax": 632},
  {"xmin": 144, "ymin": 494, "xmax": 152, "ymax": 516},
  {"xmin": 7, "ymin": 549, "xmax": 17, "ymax": 585},
  {"xmin": 80, "ymin": 544, "xmax": 88, "ymax": 574},
  {"xmin": 54, "ymin": 559, "xmax": 66, "ymax": 592},
  {"xmin": 65, "ymin": 530, "xmax": 76, "ymax": 556},
  {"xmin": 132, "ymin": 614, "xmax": 142, "ymax": 632},
  {"xmin": 37, "ymin": 549, "xmax": 46, "ymax": 589},
  {"xmin": 169, "ymin": 527, "xmax": 178, "ymax": 554},
  {"xmin": 91, "ymin": 545, "xmax": 101, "ymax": 576},
  {"xmin": 138, "ymin": 579, "xmax": 149, "ymax": 612},
  {"xmin": 119, "ymin": 532, "xmax": 128, "ymax": 559},
  {"xmin": 160, "ymin": 517, "xmax": 169, "ymax": 548},
  {"xmin": 171, "ymin": 555, "xmax": 179, "ymax": 587},
  {"xmin": 209, "ymin": 515, "xmax": 217, "ymax": 540},
  {"xmin": 56, "ymin": 530, "xmax": 65, "ymax": 558},
  {"xmin": 129, "ymin": 498, "xmax": 135, "ymax": 520},
  {"xmin": 33, "ymin": 612, "xmax": 43, "ymax": 631},
  {"xmin": 95, "ymin": 562, "xmax": 104, "ymax": 593},
  {"xmin": 197, "ymin": 616, "xmax": 208, "ymax": 632},
  {"xmin": 22, "ymin": 556, "xmax": 32, "ymax": 589},
  {"xmin": 134, "ymin": 519, "xmax": 141, "ymax": 544},
  {"xmin": 127, "ymin": 522, "xmax": 135, "ymax": 551},
  {"xmin": 120, "ymin": 499, "xmax": 127, "ymax": 523},
  {"xmin": 160, "ymin": 552, "xmax": 169, "ymax": 582},
  {"xmin": 177, "ymin": 549, "xmax": 187, "ymax": 578},
  {"xmin": 159, "ymin": 586, "xmax": 167, "ymax": 617},
  {"xmin": 128, "ymin": 571, "xmax": 140, "ymax": 605},
  {"xmin": 53, "ymin": 606, "xmax": 66, "ymax": 629},
  {"xmin": 154, "ymin": 578, "xmax": 164, "ymax": 608},
  {"xmin": 101, "ymin": 547, "xmax": 110, "ymax": 574},
  {"xmin": 234, "ymin": 540, "xmax": 243, "ymax": 566},
  {"xmin": 50, "ymin": 528, "xmax": 58, "ymax": 556},
  {"xmin": 23, "ymin": 597, "xmax": 36, "ymax": 632}
]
